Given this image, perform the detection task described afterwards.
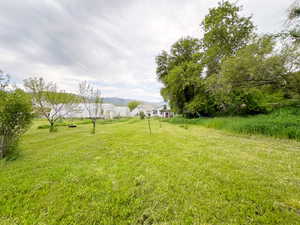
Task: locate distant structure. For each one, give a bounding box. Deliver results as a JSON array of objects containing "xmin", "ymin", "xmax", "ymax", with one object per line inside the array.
[
  {"xmin": 131, "ymin": 103, "xmax": 173, "ymax": 118},
  {"xmin": 57, "ymin": 103, "xmax": 130, "ymax": 119},
  {"xmin": 153, "ymin": 104, "xmax": 173, "ymax": 118},
  {"xmin": 53, "ymin": 102, "xmax": 173, "ymax": 119}
]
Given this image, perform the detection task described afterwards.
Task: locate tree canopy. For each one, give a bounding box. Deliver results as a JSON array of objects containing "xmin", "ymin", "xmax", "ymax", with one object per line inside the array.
[
  {"xmin": 201, "ymin": 1, "xmax": 254, "ymax": 76},
  {"xmin": 128, "ymin": 101, "xmax": 141, "ymax": 112},
  {"xmin": 156, "ymin": 1, "xmax": 300, "ymax": 117}
]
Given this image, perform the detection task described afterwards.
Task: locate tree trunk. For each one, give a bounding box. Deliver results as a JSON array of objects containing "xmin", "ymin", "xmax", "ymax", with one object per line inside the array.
[
  {"xmin": 147, "ymin": 118, "xmax": 152, "ymax": 135},
  {"xmin": 0, "ymin": 135, "xmax": 4, "ymax": 158},
  {"xmin": 92, "ymin": 120, "xmax": 96, "ymax": 134},
  {"xmin": 49, "ymin": 122, "xmax": 55, "ymax": 132}
]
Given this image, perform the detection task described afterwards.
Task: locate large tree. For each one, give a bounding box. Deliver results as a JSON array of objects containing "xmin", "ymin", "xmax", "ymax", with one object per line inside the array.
[
  {"xmin": 156, "ymin": 1, "xmax": 255, "ymax": 116},
  {"xmin": 155, "ymin": 0, "xmax": 300, "ymax": 117},
  {"xmin": 156, "ymin": 37, "xmax": 204, "ymax": 115},
  {"xmin": 24, "ymin": 77, "xmax": 78, "ymax": 132},
  {"xmin": 79, "ymin": 81, "xmax": 102, "ymax": 134},
  {"xmin": 202, "ymin": 1, "xmax": 254, "ymax": 76}
]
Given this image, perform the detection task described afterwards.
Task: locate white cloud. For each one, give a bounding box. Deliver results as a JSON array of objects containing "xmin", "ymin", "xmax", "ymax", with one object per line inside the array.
[{"xmin": 0, "ymin": 0, "xmax": 295, "ymax": 102}]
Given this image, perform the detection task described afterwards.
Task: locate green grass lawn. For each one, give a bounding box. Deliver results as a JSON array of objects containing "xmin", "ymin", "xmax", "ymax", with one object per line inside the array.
[{"xmin": 1, "ymin": 119, "xmax": 300, "ymax": 224}]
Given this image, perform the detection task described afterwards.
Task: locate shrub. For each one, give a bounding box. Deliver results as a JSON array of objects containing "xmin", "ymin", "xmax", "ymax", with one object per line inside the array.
[
  {"xmin": 0, "ymin": 89, "xmax": 33, "ymax": 158},
  {"xmin": 227, "ymin": 89, "xmax": 268, "ymax": 116},
  {"xmin": 139, "ymin": 111, "xmax": 145, "ymax": 120}
]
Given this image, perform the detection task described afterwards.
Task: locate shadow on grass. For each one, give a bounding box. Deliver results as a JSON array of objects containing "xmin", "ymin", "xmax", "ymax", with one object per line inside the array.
[{"xmin": 37, "ymin": 118, "xmax": 134, "ymax": 129}]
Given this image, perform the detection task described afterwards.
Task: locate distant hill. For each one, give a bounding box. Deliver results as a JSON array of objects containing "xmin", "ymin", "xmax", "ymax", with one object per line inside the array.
[
  {"xmin": 102, "ymin": 97, "xmax": 159, "ymax": 106},
  {"xmin": 27, "ymin": 91, "xmax": 159, "ymax": 107}
]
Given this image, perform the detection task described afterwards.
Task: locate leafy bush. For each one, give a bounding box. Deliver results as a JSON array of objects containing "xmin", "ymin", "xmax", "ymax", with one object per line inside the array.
[
  {"xmin": 226, "ymin": 89, "xmax": 268, "ymax": 115},
  {"xmin": 0, "ymin": 89, "xmax": 33, "ymax": 158},
  {"xmin": 139, "ymin": 111, "xmax": 145, "ymax": 120}
]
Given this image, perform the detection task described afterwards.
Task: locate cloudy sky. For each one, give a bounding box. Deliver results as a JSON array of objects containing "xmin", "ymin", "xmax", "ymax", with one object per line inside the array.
[{"xmin": 0, "ymin": 0, "xmax": 294, "ymax": 102}]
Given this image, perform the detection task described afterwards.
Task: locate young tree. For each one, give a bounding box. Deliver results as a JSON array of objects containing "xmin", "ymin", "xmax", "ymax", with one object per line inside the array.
[
  {"xmin": 0, "ymin": 77, "xmax": 32, "ymax": 158},
  {"xmin": 79, "ymin": 81, "xmax": 102, "ymax": 134},
  {"xmin": 128, "ymin": 101, "xmax": 140, "ymax": 112},
  {"xmin": 24, "ymin": 77, "xmax": 78, "ymax": 132}
]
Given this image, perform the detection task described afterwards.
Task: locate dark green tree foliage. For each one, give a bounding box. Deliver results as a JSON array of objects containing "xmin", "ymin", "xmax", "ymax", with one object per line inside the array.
[
  {"xmin": 156, "ymin": 37, "xmax": 204, "ymax": 115},
  {"xmin": 286, "ymin": 71, "xmax": 300, "ymax": 99}
]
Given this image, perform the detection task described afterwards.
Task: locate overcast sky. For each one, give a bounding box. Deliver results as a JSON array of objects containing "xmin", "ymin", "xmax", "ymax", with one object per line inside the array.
[{"xmin": 0, "ymin": 0, "xmax": 294, "ymax": 102}]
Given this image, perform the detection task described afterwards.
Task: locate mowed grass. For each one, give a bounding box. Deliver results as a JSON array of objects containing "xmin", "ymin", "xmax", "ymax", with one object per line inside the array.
[{"xmin": 1, "ymin": 119, "xmax": 300, "ymax": 224}]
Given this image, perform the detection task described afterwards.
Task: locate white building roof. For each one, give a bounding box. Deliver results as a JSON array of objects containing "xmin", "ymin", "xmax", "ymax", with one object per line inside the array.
[{"xmin": 53, "ymin": 103, "xmax": 130, "ymax": 118}]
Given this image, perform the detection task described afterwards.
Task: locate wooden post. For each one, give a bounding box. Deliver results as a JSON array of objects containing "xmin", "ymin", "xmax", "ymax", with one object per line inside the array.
[
  {"xmin": 0, "ymin": 135, "xmax": 4, "ymax": 158},
  {"xmin": 92, "ymin": 120, "xmax": 96, "ymax": 134},
  {"xmin": 147, "ymin": 117, "xmax": 152, "ymax": 135}
]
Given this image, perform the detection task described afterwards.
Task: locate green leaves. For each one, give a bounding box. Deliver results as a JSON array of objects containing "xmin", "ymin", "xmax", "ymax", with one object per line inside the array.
[
  {"xmin": 0, "ymin": 88, "xmax": 33, "ymax": 157},
  {"xmin": 286, "ymin": 1, "xmax": 300, "ymax": 42},
  {"xmin": 155, "ymin": 1, "xmax": 255, "ymax": 117},
  {"xmin": 202, "ymin": 1, "xmax": 254, "ymax": 76},
  {"xmin": 155, "ymin": 1, "xmax": 300, "ymax": 118},
  {"xmin": 155, "ymin": 37, "xmax": 204, "ymax": 114},
  {"xmin": 128, "ymin": 101, "xmax": 141, "ymax": 112}
]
